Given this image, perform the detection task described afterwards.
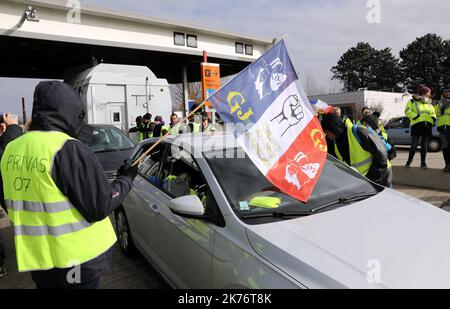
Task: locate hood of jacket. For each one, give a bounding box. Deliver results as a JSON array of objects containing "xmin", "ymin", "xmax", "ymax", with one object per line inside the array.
[{"xmin": 30, "ymin": 81, "xmax": 92, "ymax": 142}]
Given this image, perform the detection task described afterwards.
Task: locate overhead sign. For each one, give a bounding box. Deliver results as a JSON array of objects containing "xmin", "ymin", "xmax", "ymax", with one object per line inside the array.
[{"xmin": 201, "ymin": 63, "xmax": 221, "ymax": 112}]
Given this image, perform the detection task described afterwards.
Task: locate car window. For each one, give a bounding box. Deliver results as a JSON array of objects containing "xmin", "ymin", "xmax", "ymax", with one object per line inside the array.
[
  {"xmin": 135, "ymin": 143, "xmax": 168, "ymax": 189},
  {"xmin": 159, "ymin": 144, "xmax": 221, "ymax": 222},
  {"xmin": 89, "ymin": 127, "xmax": 135, "ymax": 152},
  {"xmin": 387, "ymin": 118, "xmax": 409, "ymax": 129},
  {"xmin": 205, "ymin": 148, "xmax": 380, "ymax": 223},
  {"xmin": 110, "ymin": 127, "xmax": 134, "ymax": 148}
]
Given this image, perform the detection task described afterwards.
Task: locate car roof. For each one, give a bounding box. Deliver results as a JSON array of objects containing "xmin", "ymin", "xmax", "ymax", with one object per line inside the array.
[
  {"xmin": 90, "ymin": 124, "xmax": 120, "ymax": 128},
  {"xmin": 141, "ymin": 132, "xmax": 240, "ymax": 154}
]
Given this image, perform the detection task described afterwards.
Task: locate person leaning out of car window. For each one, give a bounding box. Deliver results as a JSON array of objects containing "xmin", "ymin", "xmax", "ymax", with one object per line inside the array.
[
  {"xmin": 435, "ymin": 84, "xmax": 450, "ymax": 172},
  {"xmin": 321, "ymin": 113, "xmax": 393, "ymax": 188},
  {"xmin": 404, "ymin": 85, "xmax": 437, "ymax": 169}
]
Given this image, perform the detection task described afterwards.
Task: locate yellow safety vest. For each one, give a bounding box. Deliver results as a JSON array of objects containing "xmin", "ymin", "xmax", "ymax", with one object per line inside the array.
[
  {"xmin": 405, "ymin": 99, "xmax": 436, "ymax": 127},
  {"xmin": 142, "ymin": 122, "xmax": 153, "ymax": 140},
  {"xmin": 189, "ymin": 122, "xmax": 201, "ymax": 134},
  {"xmin": 136, "ymin": 124, "xmax": 144, "ymax": 143},
  {"xmin": 343, "ymin": 117, "xmax": 353, "ymax": 127},
  {"xmin": 0, "ymin": 131, "xmax": 117, "ymax": 272},
  {"xmin": 378, "ymin": 122, "xmax": 388, "ymax": 139},
  {"xmin": 334, "ymin": 125, "xmax": 373, "ymax": 176},
  {"xmin": 170, "ymin": 123, "xmax": 182, "ymax": 136},
  {"xmin": 435, "ymin": 100, "xmax": 450, "ymax": 128},
  {"xmin": 160, "ymin": 125, "xmax": 171, "ymax": 136}
]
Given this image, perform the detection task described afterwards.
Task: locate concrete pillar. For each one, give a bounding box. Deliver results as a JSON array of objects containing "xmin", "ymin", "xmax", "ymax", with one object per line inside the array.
[{"xmin": 182, "ymin": 66, "xmax": 189, "ymax": 118}]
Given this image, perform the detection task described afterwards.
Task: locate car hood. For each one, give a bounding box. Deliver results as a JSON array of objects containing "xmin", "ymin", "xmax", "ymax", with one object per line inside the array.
[{"xmin": 245, "ymin": 189, "xmax": 450, "ymax": 289}]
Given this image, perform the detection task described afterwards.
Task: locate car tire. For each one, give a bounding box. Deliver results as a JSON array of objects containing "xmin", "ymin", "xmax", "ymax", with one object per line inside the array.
[
  {"xmin": 428, "ymin": 138, "xmax": 442, "ymax": 153},
  {"xmin": 115, "ymin": 208, "xmax": 135, "ymax": 257}
]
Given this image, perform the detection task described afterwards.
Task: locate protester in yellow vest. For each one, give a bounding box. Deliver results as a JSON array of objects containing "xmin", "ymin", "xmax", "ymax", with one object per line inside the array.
[
  {"xmin": 186, "ymin": 104, "xmax": 202, "ymax": 134},
  {"xmin": 129, "ymin": 113, "xmax": 154, "ymax": 140},
  {"xmin": 140, "ymin": 113, "xmax": 155, "ymax": 140},
  {"xmin": 128, "ymin": 116, "xmax": 144, "ymax": 143},
  {"xmin": 333, "ymin": 106, "xmax": 354, "ymax": 127},
  {"xmin": 0, "ymin": 81, "xmax": 138, "ymax": 289},
  {"xmin": 362, "ymin": 114, "xmax": 397, "ymax": 161},
  {"xmin": 372, "ymin": 111, "xmax": 387, "ymax": 138},
  {"xmin": 404, "ymin": 85, "xmax": 437, "ymax": 169},
  {"xmin": 321, "ymin": 113, "xmax": 392, "ymax": 187},
  {"xmin": 169, "ymin": 113, "xmax": 182, "ymax": 136},
  {"xmin": 435, "ymin": 84, "xmax": 450, "ymax": 172},
  {"xmin": 201, "ymin": 115, "xmax": 216, "ymax": 133},
  {"xmin": 152, "ymin": 116, "xmax": 167, "ymax": 137}
]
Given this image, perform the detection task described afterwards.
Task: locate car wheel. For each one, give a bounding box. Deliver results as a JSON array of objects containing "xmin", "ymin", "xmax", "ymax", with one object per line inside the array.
[
  {"xmin": 428, "ymin": 138, "xmax": 442, "ymax": 153},
  {"xmin": 115, "ymin": 208, "xmax": 135, "ymax": 257}
]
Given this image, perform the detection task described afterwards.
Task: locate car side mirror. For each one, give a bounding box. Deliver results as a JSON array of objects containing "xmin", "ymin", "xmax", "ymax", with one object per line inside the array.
[{"xmin": 169, "ymin": 195, "xmax": 205, "ymax": 217}]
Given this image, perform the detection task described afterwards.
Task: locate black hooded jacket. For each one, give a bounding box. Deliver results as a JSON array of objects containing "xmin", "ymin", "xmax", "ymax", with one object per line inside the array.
[
  {"xmin": 322, "ymin": 113, "xmax": 392, "ymax": 187},
  {"xmin": 0, "ymin": 81, "xmax": 134, "ymax": 285},
  {"xmin": 0, "ymin": 124, "xmax": 23, "ymax": 211}
]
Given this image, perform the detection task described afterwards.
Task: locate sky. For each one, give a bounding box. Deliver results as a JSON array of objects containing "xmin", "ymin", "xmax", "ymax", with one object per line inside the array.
[{"xmin": 2, "ymin": 0, "xmax": 450, "ymax": 115}]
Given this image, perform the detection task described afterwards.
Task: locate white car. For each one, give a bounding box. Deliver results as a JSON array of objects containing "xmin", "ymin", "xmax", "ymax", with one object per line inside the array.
[{"xmin": 116, "ymin": 133, "xmax": 450, "ymax": 289}]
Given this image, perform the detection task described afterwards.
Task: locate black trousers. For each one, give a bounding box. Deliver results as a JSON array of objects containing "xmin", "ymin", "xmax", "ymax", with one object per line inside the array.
[
  {"xmin": 408, "ymin": 135, "xmax": 429, "ymax": 164},
  {"xmin": 408, "ymin": 123, "xmax": 432, "ymax": 164}
]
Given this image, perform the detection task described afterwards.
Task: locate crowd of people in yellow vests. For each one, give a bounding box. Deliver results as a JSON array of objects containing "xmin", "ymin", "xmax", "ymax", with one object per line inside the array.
[
  {"xmin": 128, "ymin": 103, "xmax": 217, "ymax": 143},
  {"xmin": 0, "ymin": 81, "xmax": 449, "ymax": 288},
  {"xmin": 319, "ymin": 83, "xmax": 450, "ymax": 189}
]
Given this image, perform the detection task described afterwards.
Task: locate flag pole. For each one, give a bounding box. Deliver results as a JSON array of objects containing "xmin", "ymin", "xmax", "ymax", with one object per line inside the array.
[{"xmin": 132, "ymin": 101, "xmax": 207, "ymax": 167}]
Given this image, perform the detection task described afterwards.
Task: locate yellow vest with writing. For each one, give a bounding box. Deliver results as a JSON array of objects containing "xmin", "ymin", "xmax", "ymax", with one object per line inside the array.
[{"xmin": 1, "ymin": 131, "xmax": 117, "ymax": 272}]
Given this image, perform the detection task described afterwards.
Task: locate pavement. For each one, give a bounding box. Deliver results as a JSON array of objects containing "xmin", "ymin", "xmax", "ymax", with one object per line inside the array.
[
  {"xmin": 1, "ymin": 183, "xmax": 450, "ymax": 289},
  {"xmin": 391, "ymin": 148, "xmax": 450, "ymax": 191},
  {"xmin": 393, "ymin": 146, "xmax": 445, "ymax": 169},
  {"xmin": 0, "ymin": 213, "xmax": 169, "ymax": 289}
]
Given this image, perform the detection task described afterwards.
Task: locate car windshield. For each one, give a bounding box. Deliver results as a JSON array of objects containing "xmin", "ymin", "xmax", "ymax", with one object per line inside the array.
[
  {"xmin": 205, "ymin": 148, "xmax": 380, "ymax": 222},
  {"xmin": 88, "ymin": 127, "xmax": 135, "ymax": 153}
]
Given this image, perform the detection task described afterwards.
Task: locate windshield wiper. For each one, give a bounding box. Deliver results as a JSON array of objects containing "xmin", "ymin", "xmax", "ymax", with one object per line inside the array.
[
  {"xmin": 241, "ymin": 210, "xmax": 313, "ymax": 220},
  {"xmin": 310, "ymin": 192, "xmax": 378, "ymax": 214}
]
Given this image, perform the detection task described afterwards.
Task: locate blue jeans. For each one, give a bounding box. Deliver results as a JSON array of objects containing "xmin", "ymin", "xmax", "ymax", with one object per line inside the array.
[{"xmin": 0, "ymin": 229, "xmax": 5, "ymax": 266}]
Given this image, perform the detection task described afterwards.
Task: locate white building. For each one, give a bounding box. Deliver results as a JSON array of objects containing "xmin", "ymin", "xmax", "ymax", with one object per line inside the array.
[{"xmin": 309, "ymin": 90, "xmax": 412, "ymax": 122}]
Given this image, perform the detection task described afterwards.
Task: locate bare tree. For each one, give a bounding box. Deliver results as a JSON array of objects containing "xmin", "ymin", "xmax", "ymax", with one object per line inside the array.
[
  {"xmin": 170, "ymin": 82, "xmax": 203, "ymax": 112},
  {"xmin": 301, "ymin": 73, "xmax": 344, "ymax": 96},
  {"xmin": 170, "ymin": 75, "xmax": 235, "ymax": 113},
  {"xmin": 370, "ymin": 102, "xmax": 385, "ymax": 116},
  {"xmin": 303, "ymin": 73, "xmax": 323, "ymax": 96}
]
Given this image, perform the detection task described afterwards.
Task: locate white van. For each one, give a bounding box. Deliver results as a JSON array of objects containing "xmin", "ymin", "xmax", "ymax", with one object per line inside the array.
[{"xmin": 65, "ymin": 63, "xmax": 172, "ymax": 133}]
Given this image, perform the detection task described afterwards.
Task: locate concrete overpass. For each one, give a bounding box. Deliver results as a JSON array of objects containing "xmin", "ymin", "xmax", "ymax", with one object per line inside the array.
[{"xmin": 0, "ymin": 0, "xmax": 273, "ymax": 83}]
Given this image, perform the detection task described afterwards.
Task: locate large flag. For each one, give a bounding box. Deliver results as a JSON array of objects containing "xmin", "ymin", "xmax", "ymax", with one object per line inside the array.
[{"xmin": 209, "ymin": 40, "xmax": 327, "ymax": 202}]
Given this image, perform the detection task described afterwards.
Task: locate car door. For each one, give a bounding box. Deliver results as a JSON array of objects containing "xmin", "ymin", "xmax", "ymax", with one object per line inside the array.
[
  {"xmin": 147, "ymin": 144, "xmax": 218, "ymax": 288},
  {"xmin": 124, "ymin": 143, "xmax": 169, "ymax": 258},
  {"xmin": 387, "ymin": 117, "xmax": 411, "ymax": 145},
  {"xmin": 397, "ymin": 117, "xmax": 412, "ymax": 145}
]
